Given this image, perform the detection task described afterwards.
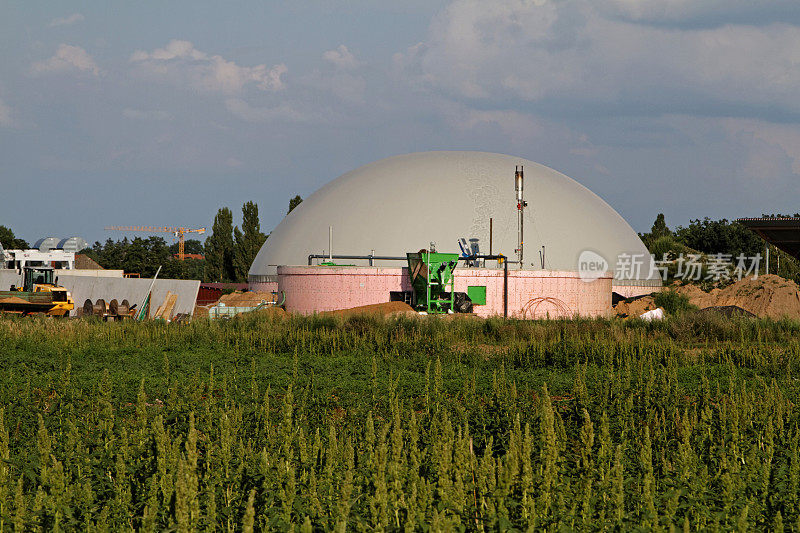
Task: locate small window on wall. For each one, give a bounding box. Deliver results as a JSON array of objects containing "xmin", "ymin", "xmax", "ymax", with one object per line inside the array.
[{"xmin": 467, "ymin": 285, "xmax": 486, "ymax": 305}]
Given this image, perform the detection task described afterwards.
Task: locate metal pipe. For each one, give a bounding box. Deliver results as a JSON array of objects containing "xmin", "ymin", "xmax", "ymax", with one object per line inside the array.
[
  {"xmin": 503, "ymin": 259, "xmax": 508, "ymax": 319},
  {"xmin": 489, "ymin": 218, "xmax": 493, "ymax": 256},
  {"xmin": 328, "ymin": 226, "xmax": 333, "ymax": 261},
  {"xmin": 308, "ymin": 252, "xmax": 519, "ymax": 266},
  {"xmin": 308, "ymin": 254, "xmax": 407, "ymax": 265},
  {"xmin": 514, "ymin": 166, "xmax": 526, "ymax": 270},
  {"xmin": 766, "ymin": 244, "xmax": 770, "ymax": 274}
]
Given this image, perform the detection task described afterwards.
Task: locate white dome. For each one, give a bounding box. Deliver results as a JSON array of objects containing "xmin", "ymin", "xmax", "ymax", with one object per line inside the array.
[{"xmin": 250, "ymin": 151, "xmax": 658, "ymax": 285}]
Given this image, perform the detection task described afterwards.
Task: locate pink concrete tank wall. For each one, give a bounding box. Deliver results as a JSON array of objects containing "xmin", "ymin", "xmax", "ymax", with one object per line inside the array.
[
  {"xmin": 248, "ymin": 281, "xmax": 279, "ymax": 294},
  {"xmin": 278, "ymin": 265, "xmax": 611, "ymax": 318},
  {"xmin": 455, "ymin": 269, "xmax": 611, "ymax": 319},
  {"xmin": 278, "ymin": 266, "xmax": 409, "ymax": 314}
]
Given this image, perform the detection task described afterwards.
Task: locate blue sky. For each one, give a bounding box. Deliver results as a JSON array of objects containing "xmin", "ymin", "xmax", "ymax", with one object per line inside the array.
[{"xmin": 2, "ymin": 1, "xmax": 800, "ymax": 245}]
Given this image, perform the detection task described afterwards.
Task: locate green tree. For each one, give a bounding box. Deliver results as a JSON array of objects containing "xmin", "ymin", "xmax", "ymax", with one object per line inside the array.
[
  {"xmin": 205, "ymin": 208, "xmax": 236, "ymax": 282},
  {"xmin": 168, "ymin": 239, "xmax": 204, "ymax": 256},
  {"xmin": 288, "ymin": 195, "xmax": 303, "ymax": 215},
  {"xmin": 161, "ymin": 255, "xmax": 206, "ymax": 281},
  {"xmin": 650, "ymin": 213, "xmax": 671, "ymax": 239},
  {"xmin": 675, "ymin": 218, "xmax": 762, "ymax": 259},
  {"xmin": 0, "ymin": 226, "xmax": 29, "ymax": 249},
  {"xmin": 233, "ymin": 201, "xmax": 267, "ymax": 282},
  {"xmin": 640, "ymin": 214, "xmax": 685, "ymax": 258}
]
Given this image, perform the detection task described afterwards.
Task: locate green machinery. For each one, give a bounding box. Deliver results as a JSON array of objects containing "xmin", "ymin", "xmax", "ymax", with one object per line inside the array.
[{"xmin": 406, "ymin": 250, "xmax": 460, "ymax": 314}]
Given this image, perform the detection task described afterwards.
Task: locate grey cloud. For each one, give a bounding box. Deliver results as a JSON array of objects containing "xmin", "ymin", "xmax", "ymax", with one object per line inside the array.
[
  {"xmin": 598, "ymin": 0, "xmax": 800, "ymax": 28},
  {"xmin": 323, "ymin": 45, "xmax": 363, "ymax": 70},
  {"xmin": 48, "ymin": 13, "xmax": 85, "ymax": 28},
  {"xmin": 131, "ymin": 40, "xmax": 287, "ymax": 95},
  {"xmin": 396, "ymin": 0, "xmax": 800, "ymax": 120},
  {"xmin": 31, "ymin": 44, "xmax": 100, "ymax": 76}
]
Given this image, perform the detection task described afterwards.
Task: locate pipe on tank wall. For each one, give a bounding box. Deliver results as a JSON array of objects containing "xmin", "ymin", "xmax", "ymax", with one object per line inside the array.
[{"xmin": 503, "ymin": 259, "xmax": 508, "ymax": 318}]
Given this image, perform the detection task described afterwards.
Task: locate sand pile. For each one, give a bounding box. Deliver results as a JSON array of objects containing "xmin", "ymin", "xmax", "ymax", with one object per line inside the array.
[
  {"xmin": 614, "ymin": 296, "xmax": 658, "ymax": 318},
  {"xmin": 322, "ymin": 301, "xmax": 418, "ymax": 318},
  {"xmin": 217, "ymin": 291, "xmax": 274, "ymax": 307},
  {"xmin": 693, "ymin": 275, "xmax": 800, "ymax": 320},
  {"xmin": 615, "ymin": 274, "xmax": 800, "ymax": 320}
]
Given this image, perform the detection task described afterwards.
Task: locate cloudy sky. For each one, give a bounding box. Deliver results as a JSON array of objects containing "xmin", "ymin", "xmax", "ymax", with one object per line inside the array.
[{"xmin": 2, "ymin": 1, "xmax": 800, "ymax": 245}]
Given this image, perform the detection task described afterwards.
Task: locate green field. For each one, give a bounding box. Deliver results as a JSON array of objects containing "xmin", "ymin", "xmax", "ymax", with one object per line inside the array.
[{"xmin": 1, "ymin": 313, "xmax": 800, "ymax": 531}]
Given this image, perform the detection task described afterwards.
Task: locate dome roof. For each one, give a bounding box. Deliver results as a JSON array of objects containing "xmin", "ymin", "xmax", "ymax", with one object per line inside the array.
[
  {"xmin": 250, "ymin": 151, "xmax": 658, "ymax": 284},
  {"xmin": 34, "ymin": 237, "xmax": 60, "ymax": 252},
  {"xmin": 58, "ymin": 237, "xmax": 89, "ymax": 253}
]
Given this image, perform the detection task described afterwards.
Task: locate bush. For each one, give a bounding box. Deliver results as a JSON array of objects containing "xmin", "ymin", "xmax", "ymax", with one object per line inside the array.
[
  {"xmin": 647, "ymin": 235, "xmax": 692, "ymax": 259},
  {"xmin": 654, "ymin": 289, "xmax": 696, "ymax": 315}
]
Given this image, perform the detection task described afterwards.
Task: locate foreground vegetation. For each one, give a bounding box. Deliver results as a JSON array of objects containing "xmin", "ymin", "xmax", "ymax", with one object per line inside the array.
[{"xmin": 1, "ymin": 313, "xmax": 800, "ymax": 531}]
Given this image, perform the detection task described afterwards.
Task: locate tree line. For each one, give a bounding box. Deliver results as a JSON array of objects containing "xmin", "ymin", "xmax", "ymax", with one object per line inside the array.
[
  {"xmin": 81, "ymin": 237, "xmax": 206, "ymax": 280},
  {"xmin": 80, "ymin": 201, "xmax": 270, "ymax": 282},
  {"xmin": 79, "ymin": 196, "xmax": 301, "ymax": 282}
]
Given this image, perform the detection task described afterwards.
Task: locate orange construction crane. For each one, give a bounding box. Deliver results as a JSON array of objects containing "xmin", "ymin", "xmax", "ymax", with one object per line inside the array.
[{"xmin": 105, "ymin": 226, "xmax": 206, "ymax": 261}]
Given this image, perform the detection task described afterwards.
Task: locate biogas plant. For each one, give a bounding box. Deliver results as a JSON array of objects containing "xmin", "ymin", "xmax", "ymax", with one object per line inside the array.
[{"xmin": 248, "ymin": 151, "xmax": 661, "ymax": 319}]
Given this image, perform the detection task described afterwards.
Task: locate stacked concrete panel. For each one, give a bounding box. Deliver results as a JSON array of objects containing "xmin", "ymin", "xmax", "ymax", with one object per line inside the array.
[
  {"xmin": 57, "ymin": 276, "xmax": 200, "ymax": 317},
  {"xmin": 0, "ymin": 270, "xmax": 22, "ymax": 290}
]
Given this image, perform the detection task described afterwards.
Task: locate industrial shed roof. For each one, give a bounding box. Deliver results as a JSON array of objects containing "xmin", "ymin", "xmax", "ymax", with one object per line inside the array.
[{"xmin": 737, "ymin": 218, "xmax": 800, "ymax": 259}]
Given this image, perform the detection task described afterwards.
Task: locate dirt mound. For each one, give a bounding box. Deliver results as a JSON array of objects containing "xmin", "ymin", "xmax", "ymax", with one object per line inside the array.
[
  {"xmin": 614, "ymin": 275, "xmax": 800, "ymax": 320},
  {"xmin": 322, "ymin": 301, "xmax": 418, "ymax": 318},
  {"xmin": 674, "ymin": 283, "xmax": 708, "ymax": 301},
  {"xmin": 217, "ymin": 291, "xmax": 274, "ymax": 307},
  {"xmin": 614, "ymin": 295, "xmax": 658, "ymax": 318},
  {"xmin": 690, "ymin": 275, "xmax": 800, "ymax": 320}
]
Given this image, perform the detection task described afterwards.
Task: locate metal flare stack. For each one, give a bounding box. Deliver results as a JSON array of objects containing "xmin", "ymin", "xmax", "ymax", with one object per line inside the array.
[{"xmin": 514, "ymin": 165, "xmax": 527, "ymax": 268}]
